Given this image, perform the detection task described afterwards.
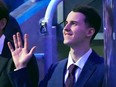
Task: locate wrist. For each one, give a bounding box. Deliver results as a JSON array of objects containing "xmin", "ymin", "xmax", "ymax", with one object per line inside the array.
[{"xmin": 15, "ymin": 63, "xmax": 27, "ymax": 70}]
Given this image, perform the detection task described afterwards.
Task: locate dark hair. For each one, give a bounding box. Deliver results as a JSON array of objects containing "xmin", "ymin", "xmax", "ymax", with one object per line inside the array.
[
  {"xmin": 0, "ymin": 0, "xmax": 9, "ymax": 21},
  {"xmin": 72, "ymin": 5, "xmax": 101, "ymax": 41}
]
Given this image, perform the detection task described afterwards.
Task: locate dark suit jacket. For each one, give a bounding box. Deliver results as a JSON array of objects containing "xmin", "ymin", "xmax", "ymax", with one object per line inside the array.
[
  {"xmin": 1, "ymin": 15, "xmax": 23, "ymax": 58},
  {"xmin": 4, "ymin": 15, "xmax": 23, "ymax": 40},
  {"xmin": 0, "ymin": 55, "xmax": 39, "ymax": 87},
  {"xmin": 39, "ymin": 50, "xmax": 105, "ymax": 87}
]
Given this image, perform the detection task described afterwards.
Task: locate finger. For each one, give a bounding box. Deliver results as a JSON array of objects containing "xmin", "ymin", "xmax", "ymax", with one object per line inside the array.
[
  {"xmin": 17, "ymin": 32, "xmax": 23, "ymax": 48},
  {"xmin": 13, "ymin": 34, "xmax": 18, "ymax": 49},
  {"xmin": 24, "ymin": 34, "xmax": 28, "ymax": 50},
  {"xmin": 25, "ymin": 46, "xmax": 36, "ymax": 64},
  {"xmin": 28, "ymin": 46, "xmax": 36, "ymax": 56},
  {"xmin": 7, "ymin": 42, "xmax": 14, "ymax": 52}
]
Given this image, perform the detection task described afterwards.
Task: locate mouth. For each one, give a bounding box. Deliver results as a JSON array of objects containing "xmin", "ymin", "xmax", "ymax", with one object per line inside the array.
[{"xmin": 64, "ymin": 32, "xmax": 72, "ymax": 36}]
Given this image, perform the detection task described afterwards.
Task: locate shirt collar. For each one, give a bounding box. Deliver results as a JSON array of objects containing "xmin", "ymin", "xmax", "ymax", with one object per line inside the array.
[
  {"xmin": 67, "ymin": 48, "xmax": 92, "ymax": 70},
  {"xmin": 0, "ymin": 34, "xmax": 5, "ymax": 54}
]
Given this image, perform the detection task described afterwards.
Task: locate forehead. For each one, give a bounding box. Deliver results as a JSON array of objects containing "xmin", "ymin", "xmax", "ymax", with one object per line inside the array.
[{"xmin": 66, "ymin": 11, "xmax": 86, "ymax": 22}]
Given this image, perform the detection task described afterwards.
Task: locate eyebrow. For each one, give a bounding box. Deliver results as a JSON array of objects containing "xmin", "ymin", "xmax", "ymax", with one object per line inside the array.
[
  {"xmin": 65, "ymin": 20, "xmax": 79, "ymax": 23},
  {"xmin": 69, "ymin": 20, "xmax": 79, "ymax": 24}
]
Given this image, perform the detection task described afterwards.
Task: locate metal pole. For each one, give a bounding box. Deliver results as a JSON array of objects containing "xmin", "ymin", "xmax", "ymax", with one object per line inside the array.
[{"xmin": 40, "ymin": 0, "xmax": 63, "ymax": 72}]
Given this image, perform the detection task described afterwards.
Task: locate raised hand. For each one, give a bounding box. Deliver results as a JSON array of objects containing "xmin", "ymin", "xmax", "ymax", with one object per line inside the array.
[{"xmin": 8, "ymin": 32, "xmax": 36, "ymax": 70}]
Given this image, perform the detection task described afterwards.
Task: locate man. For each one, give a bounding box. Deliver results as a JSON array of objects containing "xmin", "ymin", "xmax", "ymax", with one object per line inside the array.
[
  {"xmin": 0, "ymin": 15, "xmax": 23, "ymax": 58},
  {"xmin": 0, "ymin": 0, "xmax": 23, "ymax": 58},
  {"xmin": 39, "ymin": 5, "xmax": 105, "ymax": 87},
  {"xmin": 9, "ymin": 5, "xmax": 105, "ymax": 87},
  {"xmin": 0, "ymin": 0, "xmax": 12, "ymax": 58},
  {"xmin": 0, "ymin": 1, "xmax": 39, "ymax": 87}
]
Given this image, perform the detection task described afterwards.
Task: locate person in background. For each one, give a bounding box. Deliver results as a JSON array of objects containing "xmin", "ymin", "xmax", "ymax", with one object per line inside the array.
[
  {"xmin": 0, "ymin": 15, "xmax": 24, "ymax": 58},
  {"xmin": 0, "ymin": 0, "xmax": 23, "ymax": 58},
  {"xmin": 0, "ymin": 0, "xmax": 39, "ymax": 87}
]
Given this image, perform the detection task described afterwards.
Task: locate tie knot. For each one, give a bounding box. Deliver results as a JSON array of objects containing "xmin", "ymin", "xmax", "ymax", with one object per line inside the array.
[{"xmin": 68, "ymin": 64, "xmax": 77, "ymax": 75}]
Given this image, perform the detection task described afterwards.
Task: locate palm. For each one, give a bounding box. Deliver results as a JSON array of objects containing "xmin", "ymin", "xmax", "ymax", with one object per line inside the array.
[
  {"xmin": 12, "ymin": 48, "xmax": 28, "ymax": 64},
  {"xmin": 8, "ymin": 33, "xmax": 36, "ymax": 69}
]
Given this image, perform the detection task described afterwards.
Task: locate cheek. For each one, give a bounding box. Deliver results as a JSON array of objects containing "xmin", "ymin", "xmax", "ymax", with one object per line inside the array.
[{"xmin": 73, "ymin": 29, "xmax": 86, "ymax": 39}]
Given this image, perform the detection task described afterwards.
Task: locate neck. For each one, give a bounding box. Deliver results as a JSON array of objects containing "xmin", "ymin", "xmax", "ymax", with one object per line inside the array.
[{"xmin": 70, "ymin": 45, "xmax": 90, "ymax": 62}]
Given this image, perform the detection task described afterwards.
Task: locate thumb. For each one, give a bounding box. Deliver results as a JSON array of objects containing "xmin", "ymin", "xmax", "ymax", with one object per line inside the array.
[{"xmin": 28, "ymin": 46, "xmax": 36, "ymax": 56}]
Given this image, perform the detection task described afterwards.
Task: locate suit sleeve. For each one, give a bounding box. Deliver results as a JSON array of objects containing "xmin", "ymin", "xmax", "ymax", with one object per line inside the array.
[
  {"xmin": 8, "ymin": 68, "xmax": 33, "ymax": 87},
  {"xmin": 8, "ymin": 55, "xmax": 39, "ymax": 87}
]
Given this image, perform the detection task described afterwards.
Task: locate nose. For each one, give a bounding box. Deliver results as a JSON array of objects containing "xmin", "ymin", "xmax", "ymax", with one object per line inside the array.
[{"xmin": 63, "ymin": 23, "xmax": 71, "ymax": 31}]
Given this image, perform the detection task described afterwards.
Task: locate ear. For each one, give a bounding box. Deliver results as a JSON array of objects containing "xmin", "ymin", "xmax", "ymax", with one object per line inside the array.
[
  {"xmin": 0, "ymin": 18, "xmax": 7, "ymax": 31},
  {"xmin": 86, "ymin": 28, "xmax": 95, "ymax": 37}
]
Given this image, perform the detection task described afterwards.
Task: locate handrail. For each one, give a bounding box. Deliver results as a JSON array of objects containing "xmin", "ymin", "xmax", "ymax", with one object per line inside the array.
[{"xmin": 40, "ymin": 0, "xmax": 63, "ymax": 71}]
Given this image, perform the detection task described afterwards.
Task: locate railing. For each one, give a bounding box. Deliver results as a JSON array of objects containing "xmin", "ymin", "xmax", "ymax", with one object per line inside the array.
[{"xmin": 40, "ymin": 0, "xmax": 63, "ymax": 71}]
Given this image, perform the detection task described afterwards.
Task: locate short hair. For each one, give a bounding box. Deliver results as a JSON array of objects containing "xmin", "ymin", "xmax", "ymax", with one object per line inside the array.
[
  {"xmin": 0, "ymin": 0, "xmax": 9, "ymax": 21},
  {"xmin": 72, "ymin": 5, "xmax": 101, "ymax": 41}
]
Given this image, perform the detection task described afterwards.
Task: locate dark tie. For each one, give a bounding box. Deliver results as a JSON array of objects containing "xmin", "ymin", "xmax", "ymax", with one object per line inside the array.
[{"xmin": 65, "ymin": 64, "xmax": 78, "ymax": 87}]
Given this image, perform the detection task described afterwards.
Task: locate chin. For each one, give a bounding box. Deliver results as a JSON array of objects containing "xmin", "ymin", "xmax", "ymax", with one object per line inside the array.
[
  {"xmin": 63, "ymin": 41, "xmax": 71, "ymax": 45},
  {"xmin": 63, "ymin": 40, "xmax": 68, "ymax": 44}
]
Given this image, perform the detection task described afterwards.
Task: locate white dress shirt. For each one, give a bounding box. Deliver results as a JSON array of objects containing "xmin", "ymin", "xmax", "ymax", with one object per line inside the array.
[
  {"xmin": 0, "ymin": 34, "xmax": 5, "ymax": 54},
  {"xmin": 65, "ymin": 48, "xmax": 92, "ymax": 83}
]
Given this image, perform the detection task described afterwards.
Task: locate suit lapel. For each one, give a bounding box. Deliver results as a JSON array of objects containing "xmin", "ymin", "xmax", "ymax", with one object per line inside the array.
[
  {"xmin": 75, "ymin": 51, "xmax": 99, "ymax": 87},
  {"xmin": 57, "ymin": 59, "xmax": 67, "ymax": 87},
  {"xmin": 48, "ymin": 59, "xmax": 67, "ymax": 87}
]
